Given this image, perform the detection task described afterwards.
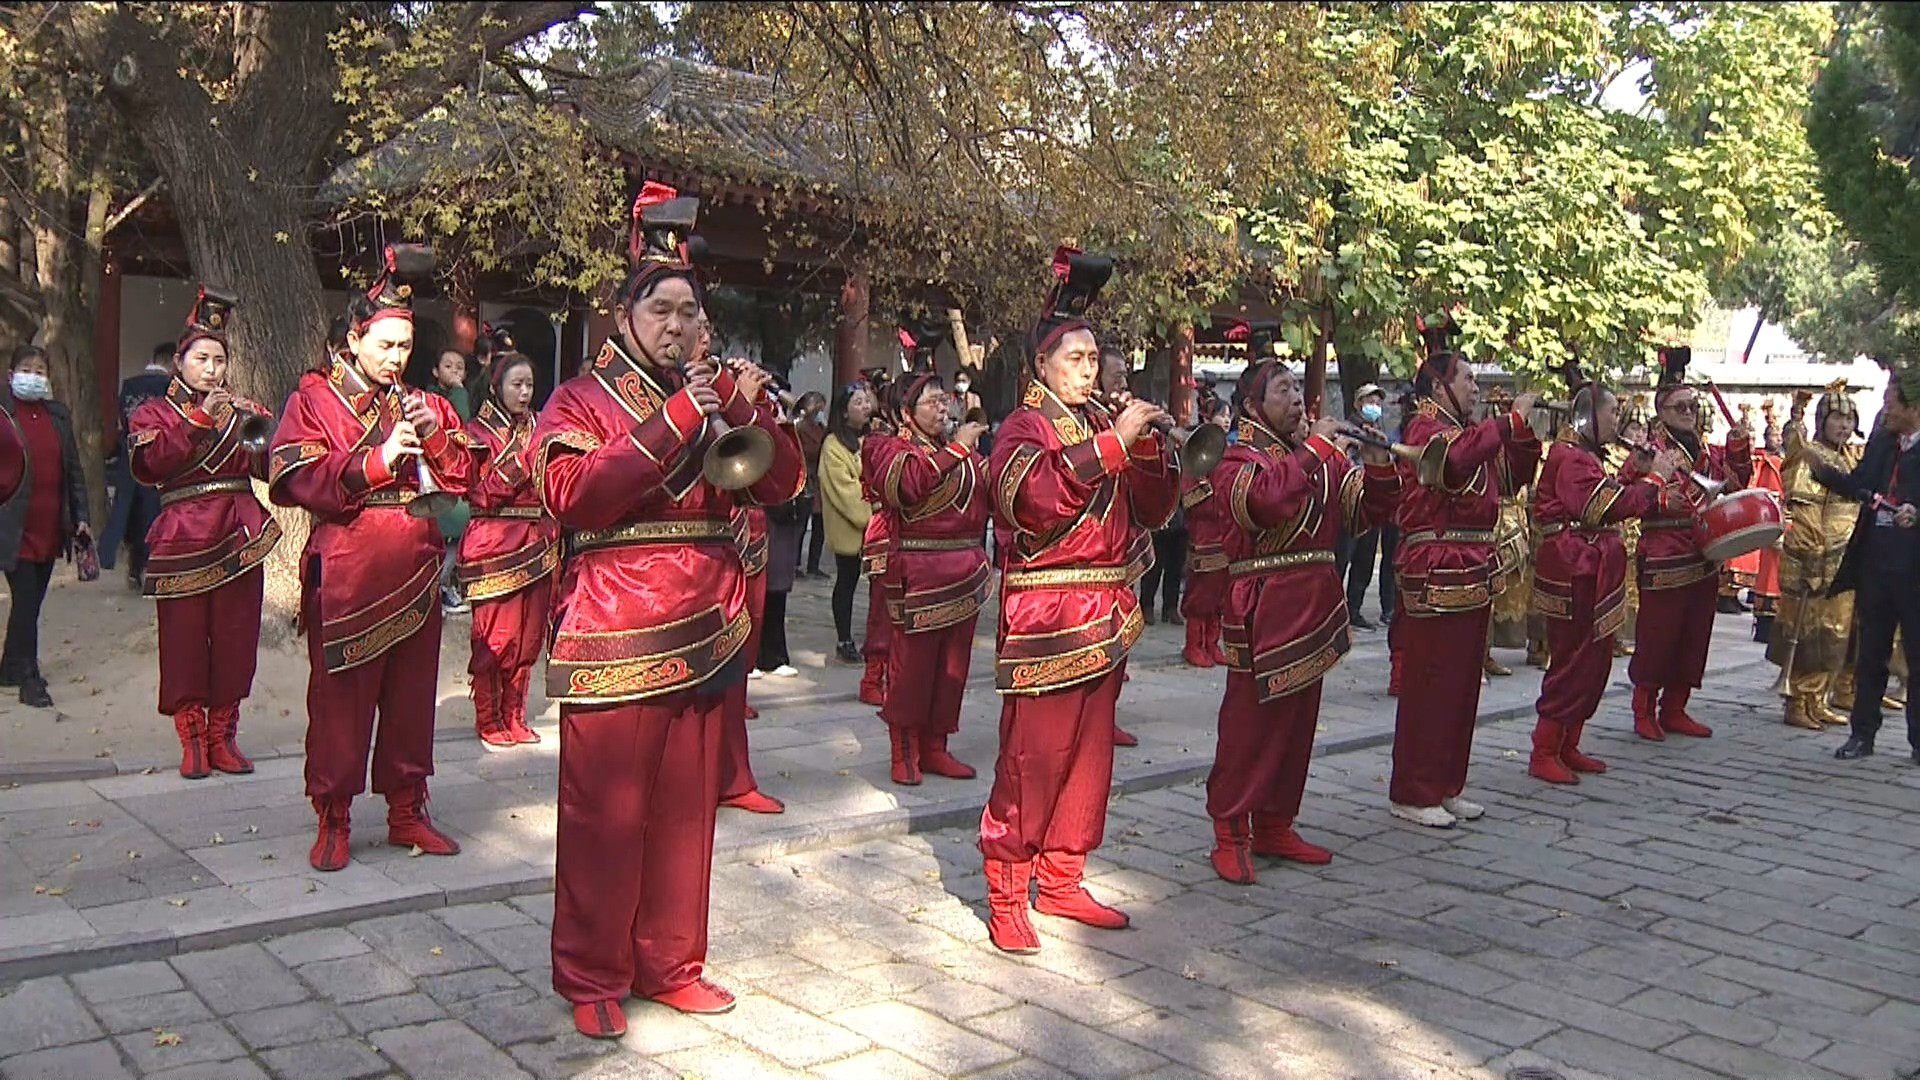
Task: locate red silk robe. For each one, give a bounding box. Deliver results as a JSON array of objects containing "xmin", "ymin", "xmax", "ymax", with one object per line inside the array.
[
  {"xmin": 268, "ymin": 357, "xmax": 473, "ymax": 799},
  {"xmin": 1530, "ymin": 436, "xmax": 1664, "ymax": 725},
  {"xmin": 866, "ymin": 429, "xmax": 992, "ymax": 736},
  {"xmin": 1206, "ymin": 418, "xmax": 1400, "ymax": 824},
  {"xmin": 457, "ymin": 402, "xmax": 561, "ymax": 690},
  {"xmin": 130, "ymin": 380, "xmax": 281, "ymax": 716},
  {"xmin": 1749, "ymin": 448, "xmax": 1784, "ymax": 606},
  {"xmin": 720, "ymin": 505, "xmax": 770, "ymax": 801},
  {"xmin": 1179, "ymin": 469, "xmax": 1232, "ymax": 621},
  {"xmin": 860, "ymin": 430, "xmax": 902, "ymax": 679},
  {"xmin": 978, "ymin": 385, "xmax": 1177, "ymax": 863},
  {"xmin": 1620, "ymin": 423, "xmax": 1752, "ymax": 692},
  {"xmin": 1389, "ymin": 398, "xmax": 1542, "ymax": 808},
  {"xmin": 534, "ymin": 339, "xmax": 803, "ymax": 1006}
]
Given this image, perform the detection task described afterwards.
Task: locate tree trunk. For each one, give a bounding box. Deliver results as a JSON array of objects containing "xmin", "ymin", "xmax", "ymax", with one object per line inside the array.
[{"xmin": 1306, "ymin": 301, "xmax": 1332, "ymax": 418}]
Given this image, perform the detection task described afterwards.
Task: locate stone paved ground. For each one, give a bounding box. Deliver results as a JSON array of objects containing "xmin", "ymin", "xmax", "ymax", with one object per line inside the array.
[{"xmin": 6, "ymin": 672, "xmax": 1918, "ymax": 1080}]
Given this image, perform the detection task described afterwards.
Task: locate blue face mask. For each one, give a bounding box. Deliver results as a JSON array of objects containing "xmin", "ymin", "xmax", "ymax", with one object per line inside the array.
[{"xmin": 1358, "ymin": 402, "xmax": 1383, "ymax": 424}]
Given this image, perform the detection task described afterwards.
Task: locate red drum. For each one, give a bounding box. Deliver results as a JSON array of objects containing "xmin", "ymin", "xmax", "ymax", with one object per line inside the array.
[
  {"xmin": 0, "ymin": 411, "xmax": 22, "ymax": 506},
  {"xmin": 1696, "ymin": 489, "xmax": 1783, "ymax": 563}
]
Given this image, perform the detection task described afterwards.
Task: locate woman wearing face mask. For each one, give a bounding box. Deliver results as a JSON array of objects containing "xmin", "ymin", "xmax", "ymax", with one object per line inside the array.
[
  {"xmin": 978, "ymin": 247, "xmax": 1178, "ymax": 953},
  {"xmin": 821, "ymin": 383, "xmax": 879, "ymax": 664},
  {"xmin": 457, "ymin": 350, "xmax": 561, "ymax": 749},
  {"xmin": 128, "ymin": 289, "xmax": 281, "ymax": 776},
  {"xmin": 0, "ymin": 345, "xmax": 91, "ymax": 709},
  {"xmin": 268, "ymin": 245, "xmax": 474, "ymax": 871},
  {"xmin": 1526, "ymin": 365, "xmax": 1676, "ymax": 785}
]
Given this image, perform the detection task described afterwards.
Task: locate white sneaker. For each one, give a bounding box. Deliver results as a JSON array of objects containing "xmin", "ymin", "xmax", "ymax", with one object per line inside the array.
[
  {"xmin": 1390, "ymin": 803, "xmax": 1457, "ymax": 829},
  {"xmin": 770, "ymin": 665, "xmax": 800, "ymax": 678},
  {"xmin": 748, "ymin": 668, "xmax": 765, "ymax": 680},
  {"xmin": 1441, "ymin": 796, "xmax": 1485, "ymax": 821}
]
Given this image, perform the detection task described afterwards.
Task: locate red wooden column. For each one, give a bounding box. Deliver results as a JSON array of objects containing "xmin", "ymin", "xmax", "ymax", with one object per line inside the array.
[
  {"xmin": 834, "ymin": 266, "xmax": 870, "ymax": 388},
  {"xmin": 1170, "ymin": 322, "xmax": 1195, "ymax": 427},
  {"xmin": 450, "ymin": 266, "xmax": 479, "ymax": 355},
  {"xmin": 93, "ymin": 256, "xmax": 123, "ymax": 438}
]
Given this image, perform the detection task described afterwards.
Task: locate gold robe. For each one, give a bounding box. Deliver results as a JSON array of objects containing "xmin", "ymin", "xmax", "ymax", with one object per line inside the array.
[{"xmin": 1767, "ymin": 415, "xmax": 1860, "ymax": 696}]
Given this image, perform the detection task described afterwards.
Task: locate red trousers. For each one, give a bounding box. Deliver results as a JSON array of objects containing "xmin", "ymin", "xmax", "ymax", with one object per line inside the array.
[
  {"xmin": 718, "ymin": 571, "xmax": 767, "ymax": 801},
  {"xmin": 468, "ymin": 577, "xmax": 553, "ymax": 681},
  {"xmin": 156, "ymin": 570, "xmax": 264, "ymax": 715},
  {"xmin": 1389, "ymin": 604, "xmax": 1491, "ymax": 807},
  {"xmin": 1535, "ymin": 578, "xmax": 1615, "ymax": 724},
  {"xmin": 552, "ymin": 692, "xmax": 722, "ymax": 1004},
  {"xmin": 302, "ymin": 595, "xmax": 441, "ymax": 800},
  {"xmin": 1628, "ymin": 575, "xmax": 1717, "ymax": 691},
  {"xmin": 882, "ymin": 617, "xmax": 976, "ymax": 734},
  {"xmin": 978, "ymin": 667, "xmax": 1121, "ymax": 862},
  {"xmin": 1206, "ymin": 671, "xmax": 1321, "ymax": 823},
  {"xmin": 863, "ymin": 579, "xmax": 892, "ymax": 663}
]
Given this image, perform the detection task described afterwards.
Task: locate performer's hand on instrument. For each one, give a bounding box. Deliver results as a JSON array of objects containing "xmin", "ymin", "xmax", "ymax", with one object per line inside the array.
[
  {"xmin": 202, "ymin": 386, "xmax": 233, "ymax": 418},
  {"xmin": 1113, "ymin": 400, "xmax": 1163, "ymax": 448},
  {"xmin": 380, "ymin": 419, "xmax": 422, "ymax": 470},
  {"xmin": 1355, "ymin": 425, "xmax": 1393, "ymax": 466},
  {"xmin": 1897, "ymin": 503, "xmax": 1919, "ymax": 529},
  {"xmin": 954, "ymin": 420, "xmax": 988, "ymax": 451},
  {"xmin": 1648, "ymin": 449, "xmax": 1681, "ymax": 481},
  {"xmin": 1306, "ymin": 416, "xmax": 1344, "ymax": 444},
  {"xmin": 684, "ymin": 369, "xmax": 723, "ymax": 416},
  {"xmin": 731, "ymin": 359, "xmax": 774, "ymax": 404},
  {"xmin": 1509, "ymin": 391, "xmax": 1540, "ymax": 418},
  {"xmin": 401, "ymin": 393, "xmax": 440, "ymax": 439}
]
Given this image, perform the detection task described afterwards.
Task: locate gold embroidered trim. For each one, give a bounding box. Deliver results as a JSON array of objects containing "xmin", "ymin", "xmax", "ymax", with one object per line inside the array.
[
  {"xmin": 572, "ymin": 519, "xmax": 734, "ymax": 552},
  {"xmin": 144, "ymin": 518, "xmax": 282, "ymax": 600},
  {"xmin": 159, "ymin": 478, "xmax": 254, "ymax": 507},
  {"xmin": 1003, "ymin": 565, "xmax": 1137, "ymax": 590},
  {"xmin": 474, "ymin": 506, "xmax": 543, "ymax": 520},
  {"xmin": 1228, "ymin": 549, "xmax": 1335, "ymax": 577},
  {"xmin": 363, "ymin": 490, "xmax": 417, "ymax": 508},
  {"xmin": 899, "ymin": 537, "xmax": 979, "ymax": 552}
]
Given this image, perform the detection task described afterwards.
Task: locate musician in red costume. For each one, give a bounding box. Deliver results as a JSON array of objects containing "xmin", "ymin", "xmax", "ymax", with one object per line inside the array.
[
  {"xmin": 457, "ymin": 345, "xmax": 561, "ymax": 749},
  {"xmin": 268, "ymin": 245, "xmax": 473, "ymax": 871},
  {"xmin": 1748, "ymin": 402, "xmax": 1786, "ymax": 642},
  {"xmin": 858, "ymin": 377, "xmax": 905, "ymax": 709},
  {"xmin": 1388, "ymin": 326, "xmax": 1542, "ymax": 828},
  {"xmin": 1180, "ymin": 389, "xmax": 1237, "ymax": 668},
  {"xmin": 534, "ymin": 185, "xmax": 802, "ymax": 1038},
  {"xmin": 866, "ymin": 371, "xmax": 991, "ymax": 785},
  {"xmin": 979, "ymin": 248, "xmax": 1177, "ymax": 953},
  {"xmin": 1206, "ymin": 358, "xmax": 1400, "ymax": 883},
  {"xmin": 1618, "ymin": 346, "xmax": 1752, "ymax": 741},
  {"xmin": 129, "ymin": 288, "xmax": 281, "ymax": 778},
  {"xmin": 1526, "ymin": 365, "xmax": 1678, "ymax": 784}
]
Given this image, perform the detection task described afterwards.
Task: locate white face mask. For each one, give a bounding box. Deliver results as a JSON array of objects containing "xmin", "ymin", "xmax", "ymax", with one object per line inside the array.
[{"xmin": 10, "ymin": 372, "xmax": 50, "ymax": 401}]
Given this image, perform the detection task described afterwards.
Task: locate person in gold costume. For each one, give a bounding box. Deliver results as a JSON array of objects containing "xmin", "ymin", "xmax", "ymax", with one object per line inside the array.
[
  {"xmin": 1605, "ymin": 395, "xmax": 1650, "ymax": 656},
  {"xmin": 1770, "ymin": 382, "xmax": 1862, "ymax": 729}
]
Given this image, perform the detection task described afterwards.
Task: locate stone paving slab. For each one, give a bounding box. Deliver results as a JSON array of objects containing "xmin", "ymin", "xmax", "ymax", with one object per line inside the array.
[
  {"xmin": 6, "ymin": 665, "xmax": 1920, "ymax": 1079},
  {"xmin": 0, "ymin": 620, "xmax": 1768, "ymax": 986}
]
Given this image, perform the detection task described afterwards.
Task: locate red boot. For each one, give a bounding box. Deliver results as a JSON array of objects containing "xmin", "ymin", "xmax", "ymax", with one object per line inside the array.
[
  {"xmin": 173, "ymin": 705, "xmax": 211, "ymax": 779},
  {"xmin": 1529, "ymin": 719, "xmax": 1578, "ymax": 784},
  {"xmin": 1659, "ymin": 688, "xmax": 1713, "ymax": 738},
  {"xmin": 1251, "ymin": 813, "xmax": 1333, "ymax": 864},
  {"xmin": 920, "ymin": 733, "xmax": 975, "ymax": 779},
  {"xmin": 504, "ymin": 669, "xmax": 541, "ymax": 744},
  {"xmin": 1561, "ymin": 718, "xmax": 1608, "ymax": 774},
  {"xmin": 386, "ymin": 783, "xmax": 461, "ymax": 855},
  {"xmin": 1113, "ymin": 724, "xmax": 1139, "ymax": 748},
  {"xmin": 859, "ymin": 658, "xmax": 886, "ymax": 707},
  {"xmin": 984, "ymin": 858, "xmax": 1040, "ymax": 953},
  {"xmin": 205, "ymin": 703, "xmax": 254, "ymax": 775},
  {"xmin": 1183, "ymin": 619, "xmax": 1215, "ymax": 668},
  {"xmin": 1032, "ymin": 851, "xmax": 1129, "ymax": 929},
  {"xmin": 1208, "ymin": 618, "xmax": 1229, "ymax": 667},
  {"xmin": 650, "ymin": 978, "xmax": 736, "ymax": 1014},
  {"xmin": 1388, "ymin": 649, "xmax": 1404, "ymax": 697},
  {"xmin": 1209, "ymin": 816, "xmax": 1256, "ymax": 885},
  {"xmin": 743, "ymin": 702, "xmax": 759, "ymax": 720},
  {"xmin": 888, "ymin": 727, "xmax": 922, "ymax": 786},
  {"xmin": 308, "ymin": 797, "xmax": 351, "ymax": 872},
  {"xmin": 719, "ymin": 789, "xmax": 785, "ymax": 813},
  {"xmin": 572, "ymin": 1000, "xmax": 627, "ymax": 1039},
  {"xmin": 1632, "ymin": 685, "xmax": 1664, "ymax": 741},
  {"xmin": 474, "ymin": 672, "xmax": 515, "ymax": 750}
]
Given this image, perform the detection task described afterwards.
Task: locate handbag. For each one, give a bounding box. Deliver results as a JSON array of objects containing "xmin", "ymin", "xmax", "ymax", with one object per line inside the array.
[{"xmin": 74, "ymin": 534, "xmax": 100, "ymax": 582}]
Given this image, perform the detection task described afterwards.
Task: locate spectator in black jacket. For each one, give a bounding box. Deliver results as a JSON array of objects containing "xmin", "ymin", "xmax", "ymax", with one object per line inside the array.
[
  {"xmin": 100, "ymin": 342, "xmax": 172, "ymax": 587},
  {"xmin": 1818, "ymin": 364, "xmax": 1920, "ymax": 762}
]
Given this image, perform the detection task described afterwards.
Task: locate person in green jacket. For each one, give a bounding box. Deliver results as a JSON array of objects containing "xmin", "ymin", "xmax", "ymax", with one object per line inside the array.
[{"xmin": 427, "ymin": 348, "xmax": 474, "ymax": 614}]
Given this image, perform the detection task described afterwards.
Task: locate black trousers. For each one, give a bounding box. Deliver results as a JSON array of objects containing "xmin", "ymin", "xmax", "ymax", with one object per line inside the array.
[
  {"xmin": 832, "ymin": 553, "xmax": 863, "ymax": 643},
  {"xmin": 1140, "ymin": 526, "xmax": 1186, "ymax": 614},
  {"xmin": 1345, "ymin": 524, "xmax": 1399, "ymax": 619},
  {"xmin": 3, "ymin": 559, "xmax": 55, "ymax": 675},
  {"xmin": 757, "ymin": 591, "xmax": 791, "ymax": 670},
  {"xmin": 1850, "ymin": 578, "xmax": 1920, "ymax": 749},
  {"xmin": 806, "ymin": 512, "xmax": 827, "ymax": 573}
]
